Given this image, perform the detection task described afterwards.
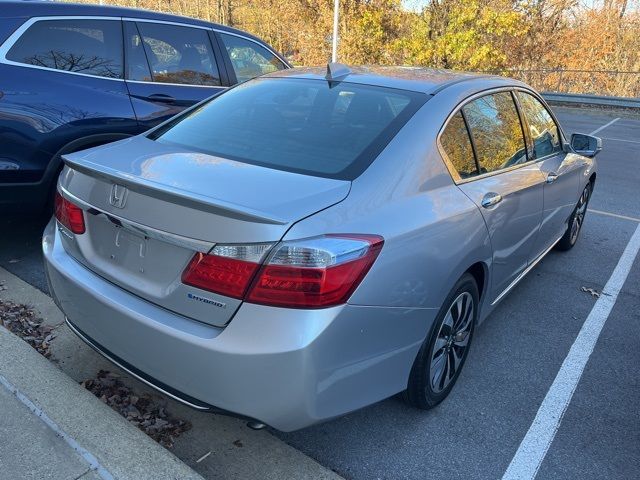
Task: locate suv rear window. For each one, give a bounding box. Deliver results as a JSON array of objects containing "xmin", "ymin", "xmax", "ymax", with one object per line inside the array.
[
  {"xmin": 6, "ymin": 19, "xmax": 123, "ymax": 79},
  {"xmin": 149, "ymin": 78, "xmax": 426, "ymax": 180}
]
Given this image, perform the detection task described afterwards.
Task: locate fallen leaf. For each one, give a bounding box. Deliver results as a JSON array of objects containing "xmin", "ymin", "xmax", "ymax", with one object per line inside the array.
[
  {"xmin": 80, "ymin": 370, "xmax": 191, "ymax": 448},
  {"xmin": 580, "ymin": 286, "xmax": 601, "ymax": 298},
  {"xmin": 0, "ymin": 300, "xmax": 55, "ymax": 357}
]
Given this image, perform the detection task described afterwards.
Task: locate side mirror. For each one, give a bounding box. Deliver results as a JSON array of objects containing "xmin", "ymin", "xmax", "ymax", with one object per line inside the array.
[{"xmin": 570, "ymin": 133, "xmax": 602, "ymax": 157}]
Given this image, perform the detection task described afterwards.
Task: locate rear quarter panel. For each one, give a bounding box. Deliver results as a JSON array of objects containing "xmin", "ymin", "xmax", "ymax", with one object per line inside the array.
[{"xmin": 284, "ymin": 91, "xmax": 493, "ymax": 312}]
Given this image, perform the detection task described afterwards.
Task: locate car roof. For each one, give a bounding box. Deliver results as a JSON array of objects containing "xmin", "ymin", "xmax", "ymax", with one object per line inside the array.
[
  {"xmin": 264, "ymin": 66, "xmax": 522, "ymax": 95},
  {"xmin": 0, "ymin": 1, "xmax": 265, "ymax": 44}
]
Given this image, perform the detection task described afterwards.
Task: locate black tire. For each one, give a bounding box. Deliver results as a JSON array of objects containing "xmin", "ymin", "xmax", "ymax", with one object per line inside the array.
[
  {"xmin": 404, "ymin": 273, "xmax": 478, "ymax": 409},
  {"xmin": 556, "ymin": 182, "xmax": 592, "ymax": 251},
  {"xmin": 41, "ymin": 164, "xmax": 64, "ymax": 218}
]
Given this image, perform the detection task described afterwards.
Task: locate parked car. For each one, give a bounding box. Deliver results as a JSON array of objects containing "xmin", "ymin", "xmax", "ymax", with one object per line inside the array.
[
  {"xmin": 43, "ymin": 65, "xmax": 599, "ymax": 431},
  {"xmin": 0, "ymin": 1, "xmax": 290, "ymax": 213}
]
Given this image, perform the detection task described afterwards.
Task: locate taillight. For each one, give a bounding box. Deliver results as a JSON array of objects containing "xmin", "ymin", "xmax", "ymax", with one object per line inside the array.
[
  {"xmin": 182, "ymin": 235, "xmax": 383, "ymax": 309},
  {"xmin": 54, "ymin": 192, "xmax": 85, "ymax": 234},
  {"xmin": 181, "ymin": 243, "xmax": 273, "ymax": 299}
]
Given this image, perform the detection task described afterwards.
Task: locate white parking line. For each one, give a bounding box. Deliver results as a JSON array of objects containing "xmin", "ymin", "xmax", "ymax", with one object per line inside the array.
[
  {"xmin": 0, "ymin": 373, "xmax": 114, "ymax": 480},
  {"xmin": 502, "ymin": 222, "xmax": 640, "ymax": 480},
  {"xmin": 590, "ymin": 208, "xmax": 640, "ymax": 223},
  {"xmin": 602, "ymin": 137, "xmax": 640, "ymax": 145},
  {"xmin": 589, "ymin": 117, "xmax": 620, "ymax": 135}
]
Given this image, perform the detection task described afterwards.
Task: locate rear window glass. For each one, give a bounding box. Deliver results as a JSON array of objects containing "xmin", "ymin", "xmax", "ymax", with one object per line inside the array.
[
  {"xmin": 149, "ymin": 78, "xmax": 426, "ymax": 180},
  {"xmin": 6, "ymin": 19, "xmax": 123, "ymax": 79}
]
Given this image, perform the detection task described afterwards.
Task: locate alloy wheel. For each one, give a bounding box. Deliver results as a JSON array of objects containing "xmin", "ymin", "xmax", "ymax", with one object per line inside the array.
[
  {"xmin": 429, "ymin": 292, "xmax": 474, "ymax": 393},
  {"xmin": 570, "ymin": 186, "xmax": 590, "ymax": 244}
]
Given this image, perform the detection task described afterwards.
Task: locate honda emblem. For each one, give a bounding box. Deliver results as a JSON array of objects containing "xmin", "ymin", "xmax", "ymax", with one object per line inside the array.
[{"xmin": 109, "ymin": 184, "xmax": 128, "ymax": 209}]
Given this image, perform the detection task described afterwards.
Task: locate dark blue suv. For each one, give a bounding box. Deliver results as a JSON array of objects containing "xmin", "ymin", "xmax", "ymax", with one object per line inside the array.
[{"xmin": 0, "ymin": 2, "xmax": 290, "ymax": 212}]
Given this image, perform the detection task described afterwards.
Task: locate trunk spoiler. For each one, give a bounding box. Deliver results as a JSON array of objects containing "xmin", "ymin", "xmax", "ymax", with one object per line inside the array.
[{"xmin": 63, "ymin": 155, "xmax": 288, "ymax": 226}]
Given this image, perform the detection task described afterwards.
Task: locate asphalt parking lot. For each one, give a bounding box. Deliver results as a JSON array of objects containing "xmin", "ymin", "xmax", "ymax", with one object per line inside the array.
[{"xmin": 1, "ymin": 105, "xmax": 638, "ymax": 480}]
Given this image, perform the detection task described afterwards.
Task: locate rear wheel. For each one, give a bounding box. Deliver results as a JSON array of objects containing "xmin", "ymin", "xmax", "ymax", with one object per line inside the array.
[
  {"xmin": 42, "ymin": 164, "xmax": 64, "ymax": 217},
  {"xmin": 404, "ymin": 273, "xmax": 478, "ymax": 409},
  {"xmin": 556, "ymin": 182, "xmax": 591, "ymax": 251}
]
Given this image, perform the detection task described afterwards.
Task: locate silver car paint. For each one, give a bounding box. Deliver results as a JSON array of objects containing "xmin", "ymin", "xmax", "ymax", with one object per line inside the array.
[
  {"xmin": 534, "ymin": 151, "xmax": 586, "ymax": 255},
  {"xmin": 44, "ymin": 223, "xmax": 437, "ymax": 431},
  {"xmin": 56, "ymin": 140, "xmax": 351, "ymax": 327},
  {"xmin": 43, "ymin": 69, "xmax": 597, "ymax": 430}
]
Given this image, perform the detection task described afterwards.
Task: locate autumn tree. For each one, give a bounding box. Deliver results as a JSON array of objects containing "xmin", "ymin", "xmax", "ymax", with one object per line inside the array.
[{"xmin": 66, "ymin": 0, "xmax": 640, "ymax": 96}]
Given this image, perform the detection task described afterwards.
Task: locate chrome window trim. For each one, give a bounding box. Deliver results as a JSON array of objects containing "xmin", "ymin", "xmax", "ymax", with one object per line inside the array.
[
  {"xmin": 125, "ymin": 79, "xmax": 225, "ymax": 89},
  {"xmin": 0, "ymin": 16, "xmax": 126, "ymax": 81},
  {"xmin": 0, "ymin": 15, "xmax": 289, "ymax": 84},
  {"xmin": 437, "ymin": 86, "xmax": 550, "ymax": 185},
  {"xmin": 122, "ymin": 16, "xmax": 211, "ymax": 30}
]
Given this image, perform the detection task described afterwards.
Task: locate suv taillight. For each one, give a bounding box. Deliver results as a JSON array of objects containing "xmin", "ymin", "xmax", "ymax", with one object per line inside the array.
[
  {"xmin": 181, "ymin": 235, "xmax": 383, "ymax": 308},
  {"xmin": 54, "ymin": 192, "xmax": 85, "ymax": 234}
]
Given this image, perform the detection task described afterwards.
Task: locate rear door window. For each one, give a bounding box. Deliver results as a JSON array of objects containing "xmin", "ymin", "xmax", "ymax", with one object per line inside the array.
[
  {"xmin": 133, "ymin": 22, "xmax": 221, "ymax": 86},
  {"xmin": 149, "ymin": 78, "xmax": 426, "ymax": 180},
  {"xmin": 516, "ymin": 91, "xmax": 562, "ymax": 159},
  {"xmin": 218, "ymin": 33, "xmax": 286, "ymax": 83},
  {"xmin": 463, "ymin": 92, "xmax": 528, "ymax": 174},
  {"xmin": 440, "ymin": 111, "xmax": 478, "ymax": 179},
  {"xmin": 6, "ymin": 19, "xmax": 123, "ymax": 78}
]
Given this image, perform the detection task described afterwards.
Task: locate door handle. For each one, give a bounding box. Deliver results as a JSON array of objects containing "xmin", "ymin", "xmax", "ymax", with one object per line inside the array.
[
  {"xmin": 546, "ymin": 172, "xmax": 559, "ymax": 183},
  {"xmin": 481, "ymin": 192, "xmax": 502, "ymax": 208},
  {"xmin": 145, "ymin": 93, "xmax": 176, "ymax": 104}
]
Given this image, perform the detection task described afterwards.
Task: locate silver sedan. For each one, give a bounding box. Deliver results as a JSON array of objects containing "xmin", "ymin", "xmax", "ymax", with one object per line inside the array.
[{"xmin": 43, "ymin": 65, "xmax": 599, "ymax": 431}]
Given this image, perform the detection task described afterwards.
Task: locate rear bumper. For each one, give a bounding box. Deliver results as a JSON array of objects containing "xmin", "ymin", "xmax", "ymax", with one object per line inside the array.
[{"xmin": 43, "ymin": 219, "xmax": 435, "ymax": 431}]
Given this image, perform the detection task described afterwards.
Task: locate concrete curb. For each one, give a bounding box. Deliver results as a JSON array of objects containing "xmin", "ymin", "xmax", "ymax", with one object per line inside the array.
[
  {"xmin": 0, "ymin": 266, "xmax": 346, "ymax": 480},
  {"xmin": 0, "ymin": 278, "xmax": 204, "ymax": 479}
]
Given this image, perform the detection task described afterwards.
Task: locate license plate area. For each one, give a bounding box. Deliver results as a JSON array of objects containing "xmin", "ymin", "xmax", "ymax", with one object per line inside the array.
[
  {"xmin": 111, "ymin": 226, "xmax": 147, "ymax": 275},
  {"xmin": 74, "ymin": 213, "xmax": 195, "ymax": 298}
]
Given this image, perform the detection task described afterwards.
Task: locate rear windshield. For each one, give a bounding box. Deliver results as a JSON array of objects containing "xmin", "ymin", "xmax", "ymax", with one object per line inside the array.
[{"xmin": 149, "ymin": 78, "xmax": 426, "ymax": 180}]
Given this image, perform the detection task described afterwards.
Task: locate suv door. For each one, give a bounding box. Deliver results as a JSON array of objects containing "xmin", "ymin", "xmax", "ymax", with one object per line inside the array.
[
  {"xmin": 444, "ymin": 91, "xmax": 545, "ymax": 302},
  {"xmin": 124, "ymin": 21, "xmax": 227, "ymax": 129},
  {"xmin": 515, "ymin": 90, "xmax": 581, "ymax": 257},
  {"xmin": 0, "ymin": 17, "xmax": 137, "ymax": 208}
]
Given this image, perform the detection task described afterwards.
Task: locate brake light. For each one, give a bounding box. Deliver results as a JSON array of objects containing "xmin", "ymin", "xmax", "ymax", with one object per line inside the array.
[
  {"xmin": 181, "ymin": 244, "xmax": 272, "ymax": 299},
  {"xmin": 182, "ymin": 235, "xmax": 383, "ymax": 308},
  {"xmin": 54, "ymin": 192, "xmax": 85, "ymax": 234}
]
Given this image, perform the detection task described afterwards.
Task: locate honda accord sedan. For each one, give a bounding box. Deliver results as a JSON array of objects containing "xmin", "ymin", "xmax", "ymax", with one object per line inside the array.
[{"xmin": 43, "ymin": 65, "xmax": 599, "ymax": 431}]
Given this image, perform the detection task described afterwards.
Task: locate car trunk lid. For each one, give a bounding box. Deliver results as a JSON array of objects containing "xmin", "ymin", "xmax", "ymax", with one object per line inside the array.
[{"xmin": 57, "ymin": 136, "xmax": 350, "ymax": 327}]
